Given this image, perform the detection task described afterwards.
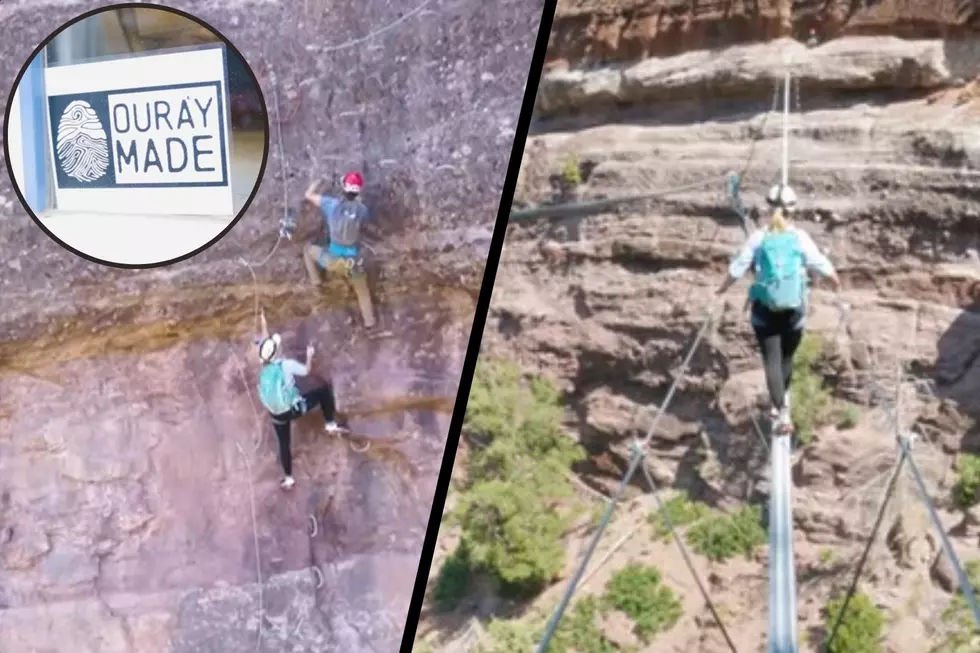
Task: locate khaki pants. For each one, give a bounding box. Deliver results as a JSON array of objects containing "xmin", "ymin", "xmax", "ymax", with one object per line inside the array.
[{"xmin": 304, "ymin": 244, "xmax": 376, "ymax": 328}]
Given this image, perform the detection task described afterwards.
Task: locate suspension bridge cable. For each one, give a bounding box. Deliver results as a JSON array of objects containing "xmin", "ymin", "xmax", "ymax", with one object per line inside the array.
[
  {"xmin": 513, "ymin": 80, "xmax": 781, "ymax": 226},
  {"xmin": 822, "ymin": 448, "xmax": 907, "ymax": 652},
  {"xmin": 534, "ymin": 312, "xmax": 718, "ymax": 653},
  {"xmin": 510, "ymin": 178, "xmax": 724, "ymax": 222},
  {"xmin": 638, "ymin": 453, "xmax": 740, "ymax": 653},
  {"xmin": 900, "ymin": 436, "xmax": 980, "ymax": 628}
]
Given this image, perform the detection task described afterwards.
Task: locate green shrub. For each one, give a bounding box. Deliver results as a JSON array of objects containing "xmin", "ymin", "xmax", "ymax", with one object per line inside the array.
[
  {"xmin": 560, "ymin": 153, "xmax": 582, "ymax": 188},
  {"xmin": 937, "ymin": 560, "xmax": 980, "ymax": 652},
  {"xmin": 455, "ymin": 479, "xmax": 569, "ymax": 596},
  {"xmin": 603, "ymin": 563, "xmax": 683, "ymax": 643},
  {"xmin": 823, "ymin": 591, "xmax": 885, "ymax": 653},
  {"xmin": 478, "ymin": 617, "xmax": 539, "ymax": 653},
  {"xmin": 686, "ymin": 505, "xmax": 767, "ymax": 562},
  {"xmin": 819, "ymin": 548, "xmax": 835, "ymax": 565},
  {"xmin": 551, "ymin": 597, "xmax": 617, "ymax": 653},
  {"xmin": 649, "ymin": 492, "xmax": 709, "ymax": 541},
  {"xmin": 953, "ymin": 454, "xmax": 980, "ymax": 508},
  {"xmin": 791, "ymin": 334, "xmax": 833, "ymax": 446},
  {"xmin": 432, "ymin": 546, "xmax": 473, "ymax": 613},
  {"xmin": 479, "ymin": 600, "xmax": 616, "ymax": 653},
  {"xmin": 452, "ymin": 360, "xmax": 587, "ymax": 598},
  {"xmin": 463, "ymin": 360, "xmax": 583, "ymax": 488},
  {"xmin": 836, "ymin": 403, "xmax": 861, "ymax": 430}
]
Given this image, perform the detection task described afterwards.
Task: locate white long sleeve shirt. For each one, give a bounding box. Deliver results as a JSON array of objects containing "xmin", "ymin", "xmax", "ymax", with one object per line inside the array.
[
  {"xmin": 728, "ymin": 226, "xmax": 836, "ymax": 329},
  {"xmin": 728, "ymin": 226, "xmax": 836, "ymax": 281}
]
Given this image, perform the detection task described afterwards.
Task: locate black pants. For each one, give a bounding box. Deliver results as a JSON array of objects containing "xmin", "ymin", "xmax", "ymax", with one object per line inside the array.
[
  {"xmin": 750, "ymin": 301, "xmax": 804, "ymax": 411},
  {"xmin": 269, "ymin": 383, "xmax": 337, "ymax": 476}
]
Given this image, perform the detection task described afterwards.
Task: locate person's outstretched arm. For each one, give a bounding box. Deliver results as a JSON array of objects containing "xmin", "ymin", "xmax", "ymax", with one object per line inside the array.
[
  {"xmin": 716, "ymin": 230, "xmax": 763, "ymax": 296},
  {"xmin": 260, "ymin": 310, "xmax": 270, "ymax": 341},
  {"xmin": 304, "ymin": 180, "xmax": 324, "ymax": 208},
  {"xmin": 280, "ymin": 354, "xmax": 310, "ymax": 379},
  {"xmin": 797, "ymin": 230, "xmax": 841, "ymax": 291}
]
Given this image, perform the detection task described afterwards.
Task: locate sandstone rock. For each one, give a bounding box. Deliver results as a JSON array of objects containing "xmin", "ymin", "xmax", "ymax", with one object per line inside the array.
[
  {"xmin": 2, "ymin": 523, "xmax": 51, "ymax": 571},
  {"xmin": 929, "ymin": 548, "xmax": 965, "ymax": 595},
  {"xmin": 538, "ymin": 37, "xmax": 952, "ymax": 117}
]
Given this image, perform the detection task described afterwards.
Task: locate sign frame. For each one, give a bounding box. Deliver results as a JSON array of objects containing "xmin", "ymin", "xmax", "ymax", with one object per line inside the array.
[{"xmin": 42, "ymin": 44, "xmax": 235, "ymax": 217}]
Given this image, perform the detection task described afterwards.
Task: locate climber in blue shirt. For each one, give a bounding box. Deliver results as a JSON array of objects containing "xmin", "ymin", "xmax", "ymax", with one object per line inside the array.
[{"xmin": 302, "ymin": 172, "xmax": 377, "ymax": 330}]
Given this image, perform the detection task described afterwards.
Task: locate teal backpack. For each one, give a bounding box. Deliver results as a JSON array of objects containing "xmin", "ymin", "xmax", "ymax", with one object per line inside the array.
[
  {"xmin": 257, "ymin": 362, "xmax": 301, "ymax": 415},
  {"xmin": 750, "ymin": 231, "xmax": 806, "ymax": 311}
]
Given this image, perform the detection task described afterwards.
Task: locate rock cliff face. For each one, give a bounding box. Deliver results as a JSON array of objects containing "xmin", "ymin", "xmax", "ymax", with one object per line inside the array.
[
  {"xmin": 547, "ymin": 0, "xmax": 979, "ymax": 68},
  {"xmin": 469, "ymin": 6, "xmax": 980, "ymax": 653},
  {"xmin": 0, "ymin": 1, "xmax": 541, "ymax": 652}
]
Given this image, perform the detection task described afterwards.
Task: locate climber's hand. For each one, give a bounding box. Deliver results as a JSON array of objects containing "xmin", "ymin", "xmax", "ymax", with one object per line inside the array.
[
  {"xmin": 260, "ymin": 310, "xmax": 269, "ymax": 338},
  {"xmin": 306, "ymin": 344, "xmax": 315, "ymax": 360}
]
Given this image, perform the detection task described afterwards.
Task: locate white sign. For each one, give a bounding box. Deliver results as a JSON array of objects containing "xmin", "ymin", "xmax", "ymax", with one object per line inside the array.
[{"xmin": 43, "ymin": 47, "xmax": 234, "ymax": 216}]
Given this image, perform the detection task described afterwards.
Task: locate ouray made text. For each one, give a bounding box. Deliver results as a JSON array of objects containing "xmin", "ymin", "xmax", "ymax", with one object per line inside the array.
[
  {"xmin": 112, "ymin": 96, "xmax": 215, "ymax": 174},
  {"xmin": 108, "ymin": 83, "xmax": 226, "ymax": 185}
]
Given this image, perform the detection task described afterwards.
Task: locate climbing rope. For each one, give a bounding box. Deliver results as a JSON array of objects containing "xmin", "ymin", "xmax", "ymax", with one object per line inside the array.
[
  {"xmin": 535, "ymin": 312, "xmax": 718, "ymax": 652},
  {"xmin": 239, "ymin": 65, "xmax": 291, "ymax": 338}
]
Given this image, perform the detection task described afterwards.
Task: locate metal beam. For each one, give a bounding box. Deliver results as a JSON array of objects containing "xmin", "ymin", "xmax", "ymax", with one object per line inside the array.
[{"xmin": 768, "ymin": 432, "xmax": 798, "ymax": 653}]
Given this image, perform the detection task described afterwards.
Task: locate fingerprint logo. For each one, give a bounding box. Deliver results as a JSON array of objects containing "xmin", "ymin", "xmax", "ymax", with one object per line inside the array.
[{"xmin": 56, "ymin": 100, "xmax": 109, "ymax": 183}]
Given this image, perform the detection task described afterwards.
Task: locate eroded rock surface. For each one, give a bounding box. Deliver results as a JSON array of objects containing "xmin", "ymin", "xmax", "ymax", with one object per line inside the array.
[{"xmin": 0, "ymin": 0, "xmax": 542, "ymax": 651}]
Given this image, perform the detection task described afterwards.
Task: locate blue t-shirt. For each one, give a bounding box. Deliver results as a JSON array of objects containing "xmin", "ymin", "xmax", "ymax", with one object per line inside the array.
[{"xmin": 319, "ymin": 195, "xmax": 370, "ymax": 257}]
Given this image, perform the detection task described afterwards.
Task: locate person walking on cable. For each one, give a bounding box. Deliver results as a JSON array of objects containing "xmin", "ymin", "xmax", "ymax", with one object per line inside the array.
[
  {"xmin": 714, "ymin": 184, "xmax": 841, "ymax": 435},
  {"xmin": 256, "ymin": 312, "xmax": 345, "ymax": 490},
  {"xmin": 302, "ymin": 172, "xmax": 377, "ymax": 330}
]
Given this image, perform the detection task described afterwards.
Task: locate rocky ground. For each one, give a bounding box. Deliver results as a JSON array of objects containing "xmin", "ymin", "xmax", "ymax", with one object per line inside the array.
[
  {"xmin": 0, "ymin": 0, "xmax": 542, "ymax": 651},
  {"xmin": 422, "ymin": 6, "xmax": 980, "ymax": 653}
]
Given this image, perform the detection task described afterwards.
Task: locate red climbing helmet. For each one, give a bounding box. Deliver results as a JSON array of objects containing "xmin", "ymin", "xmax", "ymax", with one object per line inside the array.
[{"xmin": 342, "ymin": 171, "xmax": 363, "ymax": 194}]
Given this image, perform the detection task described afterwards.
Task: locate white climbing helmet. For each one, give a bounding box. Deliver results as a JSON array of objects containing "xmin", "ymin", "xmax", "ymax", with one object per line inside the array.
[
  {"xmin": 766, "ymin": 183, "xmax": 797, "ymax": 211},
  {"xmin": 258, "ymin": 333, "xmax": 282, "ymax": 363}
]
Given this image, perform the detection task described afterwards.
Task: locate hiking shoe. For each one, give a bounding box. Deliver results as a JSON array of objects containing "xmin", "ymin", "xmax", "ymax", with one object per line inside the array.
[
  {"xmin": 325, "ymin": 422, "xmax": 344, "ymax": 435},
  {"xmin": 280, "ymin": 476, "xmax": 296, "ymax": 490}
]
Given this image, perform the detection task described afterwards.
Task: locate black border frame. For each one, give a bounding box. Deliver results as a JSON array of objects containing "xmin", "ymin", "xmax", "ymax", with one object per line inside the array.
[
  {"xmin": 1, "ymin": 1, "xmax": 271, "ymax": 270},
  {"xmin": 397, "ymin": 1, "xmax": 557, "ymax": 649}
]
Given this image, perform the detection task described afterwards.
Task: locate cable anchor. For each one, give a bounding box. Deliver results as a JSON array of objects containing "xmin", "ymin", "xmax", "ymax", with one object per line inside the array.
[
  {"xmin": 279, "ymin": 208, "xmax": 297, "ymax": 240},
  {"xmin": 725, "ymin": 170, "xmax": 746, "ymax": 218}
]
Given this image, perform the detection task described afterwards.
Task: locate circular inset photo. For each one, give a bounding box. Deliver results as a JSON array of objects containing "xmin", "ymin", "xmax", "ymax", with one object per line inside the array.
[{"xmin": 3, "ymin": 3, "xmax": 269, "ymax": 268}]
